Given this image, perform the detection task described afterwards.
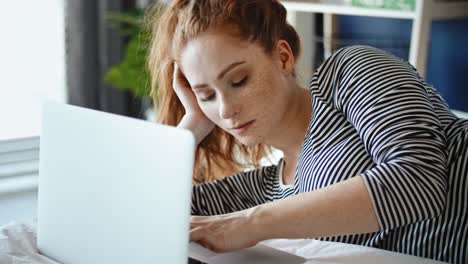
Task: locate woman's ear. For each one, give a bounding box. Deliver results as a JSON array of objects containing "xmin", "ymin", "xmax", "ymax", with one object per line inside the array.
[{"xmin": 275, "ymin": 40, "xmax": 295, "ymax": 77}]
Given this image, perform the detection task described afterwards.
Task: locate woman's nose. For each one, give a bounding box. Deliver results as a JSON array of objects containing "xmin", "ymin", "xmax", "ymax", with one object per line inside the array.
[{"xmin": 219, "ymin": 96, "xmax": 239, "ymax": 120}]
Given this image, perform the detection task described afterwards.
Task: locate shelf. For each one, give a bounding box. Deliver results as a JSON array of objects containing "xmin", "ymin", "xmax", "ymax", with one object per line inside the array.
[
  {"xmin": 281, "ymin": 0, "xmax": 416, "ymax": 19},
  {"xmin": 281, "ymin": 0, "xmax": 468, "ymax": 20}
]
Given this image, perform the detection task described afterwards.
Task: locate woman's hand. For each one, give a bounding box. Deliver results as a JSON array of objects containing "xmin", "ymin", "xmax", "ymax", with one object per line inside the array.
[
  {"xmin": 173, "ymin": 63, "xmax": 215, "ymax": 145},
  {"xmin": 190, "ymin": 208, "xmax": 263, "ymax": 253}
]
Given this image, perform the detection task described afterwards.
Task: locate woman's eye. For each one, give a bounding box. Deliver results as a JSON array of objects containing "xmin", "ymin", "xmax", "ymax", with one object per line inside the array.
[
  {"xmin": 231, "ymin": 76, "xmax": 248, "ymax": 87},
  {"xmin": 200, "ymin": 93, "xmax": 216, "ymax": 102}
]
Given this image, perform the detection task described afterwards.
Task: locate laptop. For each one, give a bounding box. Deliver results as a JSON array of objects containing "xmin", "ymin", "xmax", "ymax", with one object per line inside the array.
[{"xmin": 37, "ymin": 102, "xmax": 306, "ymax": 264}]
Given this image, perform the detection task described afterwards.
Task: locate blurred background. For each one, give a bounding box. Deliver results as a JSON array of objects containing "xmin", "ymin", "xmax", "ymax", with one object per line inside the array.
[{"xmin": 0, "ymin": 0, "xmax": 467, "ymax": 225}]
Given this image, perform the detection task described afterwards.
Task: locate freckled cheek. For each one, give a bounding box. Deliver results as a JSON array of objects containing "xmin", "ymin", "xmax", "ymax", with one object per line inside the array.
[
  {"xmin": 243, "ymin": 78, "xmax": 276, "ymax": 111},
  {"xmin": 247, "ymin": 79, "xmax": 284, "ymax": 128}
]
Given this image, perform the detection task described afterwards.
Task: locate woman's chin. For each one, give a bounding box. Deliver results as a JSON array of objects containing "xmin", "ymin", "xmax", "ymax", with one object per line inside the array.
[{"xmin": 236, "ymin": 135, "xmax": 262, "ymax": 147}]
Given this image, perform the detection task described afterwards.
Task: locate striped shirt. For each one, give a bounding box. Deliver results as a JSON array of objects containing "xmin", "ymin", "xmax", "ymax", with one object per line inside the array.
[{"xmin": 191, "ymin": 46, "xmax": 468, "ymax": 263}]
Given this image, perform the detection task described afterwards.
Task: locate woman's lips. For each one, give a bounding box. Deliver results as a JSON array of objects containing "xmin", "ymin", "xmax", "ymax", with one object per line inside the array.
[{"xmin": 232, "ymin": 120, "xmax": 255, "ymax": 134}]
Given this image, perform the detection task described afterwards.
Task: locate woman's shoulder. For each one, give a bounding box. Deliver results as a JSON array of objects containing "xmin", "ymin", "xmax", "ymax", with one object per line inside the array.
[
  {"xmin": 312, "ymin": 45, "xmax": 417, "ymax": 85},
  {"xmin": 330, "ymin": 45, "xmax": 392, "ymax": 61},
  {"xmin": 325, "ymin": 45, "xmax": 411, "ymax": 71}
]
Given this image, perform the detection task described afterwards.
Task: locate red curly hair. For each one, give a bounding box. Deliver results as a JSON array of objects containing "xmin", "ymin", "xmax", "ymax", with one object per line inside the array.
[{"xmin": 146, "ymin": 0, "xmax": 301, "ymax": 184}]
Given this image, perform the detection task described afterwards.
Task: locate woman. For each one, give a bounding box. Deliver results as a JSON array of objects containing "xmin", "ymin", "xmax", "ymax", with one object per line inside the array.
[{"xmin": 147, "ymin": 1, "xmax": 467, "ymax": 263}]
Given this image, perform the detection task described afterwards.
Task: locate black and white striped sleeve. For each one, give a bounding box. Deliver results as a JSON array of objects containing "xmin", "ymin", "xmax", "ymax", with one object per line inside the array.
[
  {"xmin": 191, "ymin": 164, "xmax": 276, "ymax": 216},
  {"xmin": 332, "ymin": 46, "xmax": 448, "ymax": 230}
]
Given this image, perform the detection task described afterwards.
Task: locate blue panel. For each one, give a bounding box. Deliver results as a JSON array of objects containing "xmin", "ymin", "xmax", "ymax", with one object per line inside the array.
[
  {"xmin": 337, "ymin": 16, "xmax": 468, "ymax": 111},
  {"xmin": 426, "ymin": 19, "xmax": 468, "ymax": 112},
  {"xmin": 337, "ymin": 16, "xmax": 412, "ymax": 60}
]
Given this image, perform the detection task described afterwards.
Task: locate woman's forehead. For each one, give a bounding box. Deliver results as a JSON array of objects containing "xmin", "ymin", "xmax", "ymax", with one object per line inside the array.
[
  {"xmin": 179, "ymin": 32, "xmax": 265, "ymax": 73},
  {"xmin": 183, "ymin": 30, "xmax": 251, "ymax": 55}
]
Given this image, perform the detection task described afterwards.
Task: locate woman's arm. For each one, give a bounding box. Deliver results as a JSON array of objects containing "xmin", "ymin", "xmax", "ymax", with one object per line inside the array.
[
  {"xmin": 329, "ymin": 46, "xmax": 448, "ymax": 230},
  {"xmin": 252, "ymin": 175, "xmax": 379, "ymax": 240},
  {"xmin": 190, "ymin": 175, "xmax": 379, "ymax": 252},
  {"xmin": 191, "ymin": 164, "xmax": 276, "ymax": 216}
]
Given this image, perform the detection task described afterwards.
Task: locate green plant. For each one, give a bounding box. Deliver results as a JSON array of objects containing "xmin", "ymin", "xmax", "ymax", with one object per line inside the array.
[
  {"xmin": 104, "ymin": 9, "xmax": 153, "ymax": 98},
  {"xmin": 351, "ymin": 0, "xmax": 415, "ymax": 11}
]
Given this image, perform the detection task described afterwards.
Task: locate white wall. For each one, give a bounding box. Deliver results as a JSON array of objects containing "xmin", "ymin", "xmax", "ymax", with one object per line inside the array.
[
  {"xmin": 0, "ymin": 0, "xmax": 65, "ymax": 225},
  {"xmin": 286, "ymin": 11, "xmax": 315, "ymax": 87},
  {"xmin": 0, "ymin": 0, "xmax": 66, "ymax": 140}
]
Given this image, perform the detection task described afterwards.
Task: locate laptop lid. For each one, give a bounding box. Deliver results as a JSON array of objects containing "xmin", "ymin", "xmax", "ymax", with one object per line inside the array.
[{"xmin": 37, "ymin": 102, "xmax": 195, "ymax": 264}]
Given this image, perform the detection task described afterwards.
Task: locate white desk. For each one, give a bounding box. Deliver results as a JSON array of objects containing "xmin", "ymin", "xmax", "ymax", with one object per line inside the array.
[{"xmin": 0, "ymin": 220, "xmax": 447, "ymax": 264}]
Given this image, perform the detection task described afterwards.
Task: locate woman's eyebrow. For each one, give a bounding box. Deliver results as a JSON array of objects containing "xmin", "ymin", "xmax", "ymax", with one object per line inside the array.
[{"xmin": 192, "ymin": 61, "xmax": 246, "ymax": 89}]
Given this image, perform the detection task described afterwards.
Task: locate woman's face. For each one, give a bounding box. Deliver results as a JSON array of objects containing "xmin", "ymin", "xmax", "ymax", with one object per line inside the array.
[{"xmin": 179, "ymin": 30, "xmax": 294, "ymax": 146}]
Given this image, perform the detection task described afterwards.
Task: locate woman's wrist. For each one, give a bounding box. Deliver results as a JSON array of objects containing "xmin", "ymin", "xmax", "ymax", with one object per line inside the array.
[
  {"xmin": 177, "ymin": 114, "xmax": 213, "ymax": 145},
  {"xmin": 246, "ymin": 204, "xmax": 277, "ymax": 242}
]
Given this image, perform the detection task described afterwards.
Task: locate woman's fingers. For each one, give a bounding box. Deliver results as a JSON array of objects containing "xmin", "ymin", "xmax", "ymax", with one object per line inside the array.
[
  {"xmin": 191, "ymin": 215, "xmax": 212, "ymax": 223},
  {"xmin": 190, "ymin": 216, "xmax": 215, "ymax": 231},
  {"xmin": 172, "ymin": 62, "xmax": 201, "ymax": 115},
  {"xmin": 189, "ymin": 213, "xmax": 258, "ymax": 253},
  {"xmin": 172, "ymin": 63, "xmax": 185, "ymax": 90},
  {"xmin": 190, "ymin": 226, "xmax": 205, "ymax": 242},
  {"xmin": 190, "ymin": 216, "xmax": 212, "ymax": 240},
  {"xmin": 173, "ymin": 64, "xmax": 189, "ymax": 99},
  {"xmin": 190, "ymin": 227, "xmax": 224, "ymax": 253}
]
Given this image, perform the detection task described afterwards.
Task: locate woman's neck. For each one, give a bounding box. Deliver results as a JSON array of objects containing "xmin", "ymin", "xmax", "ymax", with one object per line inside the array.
[{"xmin": 272, "ymin": 84, "xmax": 312, "ymax": 160}]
